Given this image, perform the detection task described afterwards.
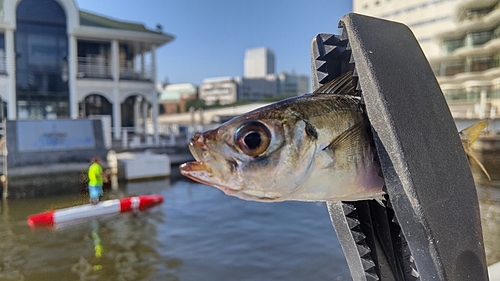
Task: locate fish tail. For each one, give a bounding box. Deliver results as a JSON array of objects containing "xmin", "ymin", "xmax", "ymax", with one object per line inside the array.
[
  {"xmin": 461, "ymin": 120, "xmax": 487, "ymax": 144},
  {"xmin": 466, "ymin": 149, "xmax": 491, "ymax": 181},
  {"xmin": 460, "ymin": 121, "xmax": 491, "ymax": 181}
]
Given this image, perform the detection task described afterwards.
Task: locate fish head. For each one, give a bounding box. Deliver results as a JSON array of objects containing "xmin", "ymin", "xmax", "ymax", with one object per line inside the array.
[{"xmin": 180, "ymin": 110, "xmax": 317, "ymax": 202}]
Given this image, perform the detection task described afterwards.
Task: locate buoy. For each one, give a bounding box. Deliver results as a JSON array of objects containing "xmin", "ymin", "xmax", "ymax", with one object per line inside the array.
[{"xmin": 27, "ymin": 194, "xmax": 164, "ymax": 227}]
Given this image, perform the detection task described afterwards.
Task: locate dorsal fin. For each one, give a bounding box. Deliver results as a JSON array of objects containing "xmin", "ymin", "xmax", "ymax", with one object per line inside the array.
[{"xmin": 313, "ymin": 71, "xmax": 355, "ymax": 95}]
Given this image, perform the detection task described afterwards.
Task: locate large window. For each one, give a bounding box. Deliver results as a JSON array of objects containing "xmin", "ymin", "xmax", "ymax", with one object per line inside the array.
[
  {"xmin": 442, "ymin": 61, "xmax": 465, "ymax": 76},
  {"xmin": 465, "ymin": 31, "xmax": 493, "ymax": 47},
  {"xmin": 77, "ymin": 40, "xmax": 112, "ymax": 79},
  {"xmin": 441, "ymin": 38, "xmax": 463, "ymax": 55},
  {"xmin": 467, "ymin": 56, "xmax": 493, "ymax": 72},
  {"xmin": 15, "ymin": 0, "xmax": 68, "ymax": 119},
  {"xmin": 443, "ymin": 89, "xmax": 467, "ymax": 102}
]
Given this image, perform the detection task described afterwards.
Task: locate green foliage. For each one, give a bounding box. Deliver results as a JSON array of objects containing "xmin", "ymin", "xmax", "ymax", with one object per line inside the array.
[{"xmin": 185, "ymin": 99, "xmax": 206, "ymax": 111}]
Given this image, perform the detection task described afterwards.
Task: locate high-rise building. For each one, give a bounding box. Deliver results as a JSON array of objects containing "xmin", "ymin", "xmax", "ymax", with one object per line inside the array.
[
  {"xmin": 353, "ymin": 0, "xmax": 500, "ymax": 119},
  {"xmin": 244, "ymin": 47, "xmax": 275, "ymax": 78},
  {"xmin": 353, "ymin": 0, "xmax": 466, "ymax": 58},
  {"xmin": 429, "ymin": 0, "xmax": 500, "ymax": 118},
  {"xmin": 201, "ymin": 47, "xmax": 309, "ymax": 105}
]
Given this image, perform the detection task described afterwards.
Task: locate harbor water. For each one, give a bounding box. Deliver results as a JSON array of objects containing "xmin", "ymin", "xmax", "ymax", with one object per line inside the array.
[{"xmin": 0, "ymin": 151, "xmax": 499, "ymax": 280}]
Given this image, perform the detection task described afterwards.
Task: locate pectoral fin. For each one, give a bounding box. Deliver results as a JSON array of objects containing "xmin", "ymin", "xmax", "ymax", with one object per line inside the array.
[{"xmin": 323, "ymin": 121, "xmax": 366, "ymax": 152}]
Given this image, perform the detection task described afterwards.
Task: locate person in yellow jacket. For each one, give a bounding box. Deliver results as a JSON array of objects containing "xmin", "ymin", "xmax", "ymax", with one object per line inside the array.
[{"xmin": 88, "ymin": 157, "xmax": 104, "ymax": 204}]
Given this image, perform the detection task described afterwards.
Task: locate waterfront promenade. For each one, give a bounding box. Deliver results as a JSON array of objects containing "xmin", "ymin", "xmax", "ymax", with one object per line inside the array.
[
  {"xmin": 0, "ymin": 125, "xmax": 195, "ymax": 198},
  {"xmin": 2, "ymin": 112, "xmax": 500, "ymax": 198}
]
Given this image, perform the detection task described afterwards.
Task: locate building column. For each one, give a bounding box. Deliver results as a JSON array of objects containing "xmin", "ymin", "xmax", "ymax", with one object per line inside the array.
[
  {"xmin": 69, "ymin": 35, "xmax": 78, "ymax": 119},
  {"xmin": 5, "ymin": 28, "xmax": 15, "ymax": 120},
  {"xmin": 140, "ymin": 49, "xmax": 145, "ymax": 78},
  {"xmin": 142, "ymin": 99, "xmax": 148, "ymax": 133},
  {"xmin": 111, "ymin": 40, "xmax": 121, "ymax": 140},
  {"xmin": 151, "ymin": 45, "xmax": 159, "ymax": 144},
  {"xmin": 134, "ymin": 97, "xmax": 141, "ymax": 133}
]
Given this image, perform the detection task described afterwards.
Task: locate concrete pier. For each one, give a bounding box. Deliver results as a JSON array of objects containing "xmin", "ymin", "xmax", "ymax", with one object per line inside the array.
[{"xmin": 0, "ymin": 145, "xmax": 193, "ymax": 198}]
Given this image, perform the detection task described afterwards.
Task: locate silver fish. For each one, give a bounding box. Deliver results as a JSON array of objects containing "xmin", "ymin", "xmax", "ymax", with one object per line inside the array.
[{"xmin": 180, "ymin": 71, "xmax": 386, "ymax": 202}]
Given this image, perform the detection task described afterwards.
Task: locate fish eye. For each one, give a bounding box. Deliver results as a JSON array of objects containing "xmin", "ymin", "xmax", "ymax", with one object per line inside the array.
[{"xmin": 234, "ymin": 121, "xmax": 271, "ymax": 157}]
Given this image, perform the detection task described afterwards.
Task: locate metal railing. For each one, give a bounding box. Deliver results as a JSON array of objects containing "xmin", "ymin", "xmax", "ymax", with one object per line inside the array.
[
  {"xmin": 120, "ymin": 65, "xmax": 152, "ymax": 81},
  {"xmin": 0, "ymin": 51, "xmax": 7, "ymax": 74},
  {"xmin": 77, "ymin": 57, "xmax": 152, "ymax": 81},
  {"xmin": 77, "ymin": 57, "xmax": 112, "ymax": 79}
]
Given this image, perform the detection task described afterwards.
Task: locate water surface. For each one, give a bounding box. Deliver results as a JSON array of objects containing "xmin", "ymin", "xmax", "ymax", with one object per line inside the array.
[
  {"xmin": 0, "ymin": 179, "xmax": 351, "ymax": 280},
  {"xmin": 1, "ymin": 152, "xmax": 499, "ymax": 280}
]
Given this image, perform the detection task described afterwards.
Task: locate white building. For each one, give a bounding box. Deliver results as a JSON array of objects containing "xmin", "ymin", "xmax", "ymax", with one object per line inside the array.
[
  {"xmin": 278, "ymin": 72, "xmax": 310, "ymax": 95},
  {"xmin": 199, "ymin": 77, "xmax": 238, "ymax": 105},
  {"xmin": 236, "ymin": 75, "xmax": 278, "ymax": 101},
  {"xmin": 353, "ymin": 0, "xmax": 466, "ymax": 58},
  {"xmin": 244, "ymin": 47, "xmax": 275, "ymax": 78},
  {"xmin": 0, "ymin": 0, "xmax": 173, "ymax": 141},
  {"xmin": 200, "ymin": 47, "xmax": 309, "ymax": 105},
  {"xmin": 354, "ymin": 0, "xmax": 500, "ymax": 119},
  {"xmin": 429, "ymin": 0, "xmax": 500, "ymax": 118}
]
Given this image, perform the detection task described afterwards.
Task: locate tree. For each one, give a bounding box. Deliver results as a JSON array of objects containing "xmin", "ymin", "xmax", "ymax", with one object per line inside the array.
[{"xmin": 185, "ymin": 98, "xmax": 206, "ymax": 111}]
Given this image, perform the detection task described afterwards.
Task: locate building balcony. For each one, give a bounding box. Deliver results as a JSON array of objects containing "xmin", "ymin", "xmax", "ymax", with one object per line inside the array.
[
  {"xmin": 120, "ymin": 64, "xmax": 152, "ymax": 81},
  {"xmin": 77, "ymin": 56, "xmax": 152, "ymax": 81},
  {"xmin": 0, "ymin": 50, "xmax": 6, "ymax": 75},
  {"xmin": 77, "ymin": 57, "xmax": 112, "ymax": 79},
  {"xmin": 436, "ymin": 6, "xmax": 500, "ymax": 42}
]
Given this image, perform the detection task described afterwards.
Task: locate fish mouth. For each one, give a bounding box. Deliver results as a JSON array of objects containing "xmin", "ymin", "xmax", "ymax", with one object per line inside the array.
[
  {"xmin": 179, "ymin": 161, "xmax": 282, "ymax": 202},
  {"xmin": 179, "ymin": 161, "xmax": 239, "ymax": 193},
  {"xmin": 181, "ymin": 132, "xmax": 240, "ymax": 192},
  {"xmin": 179, "ymin": 161, "xmax": 211, "ymax": 183},
  {"xmin": 188, "ymin": 132, "xmax": 206, "ymax": 162}
]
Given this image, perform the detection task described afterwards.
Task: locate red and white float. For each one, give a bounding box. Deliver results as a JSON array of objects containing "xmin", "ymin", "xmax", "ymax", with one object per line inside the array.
[{"xmin": 27, "ymin": 194, "xmax": 164, "ymax": 227}]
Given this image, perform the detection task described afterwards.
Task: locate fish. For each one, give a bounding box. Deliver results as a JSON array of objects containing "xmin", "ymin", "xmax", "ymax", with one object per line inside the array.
[
  {"xmin": 180, "ymin": 71, "xmax": 386, "ymax": 202},
  {"xmin": 179, "ymin": 71, "xmax": 491, "ymax": 203}
]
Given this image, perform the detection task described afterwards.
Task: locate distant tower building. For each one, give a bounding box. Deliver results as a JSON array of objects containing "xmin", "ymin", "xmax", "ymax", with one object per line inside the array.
[{"xmin": 244, "ymin": 47, "xmax": 275, "ymax": 78}]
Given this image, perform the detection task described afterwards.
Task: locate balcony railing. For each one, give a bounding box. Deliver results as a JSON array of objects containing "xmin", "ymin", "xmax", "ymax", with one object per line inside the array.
[
  {"xmin": 462, "ymin": 8, "xmax": 492, "ymax": 22},
  {"xmin": 0, "ymin": 50, "xmax": 6, "ymax": 74},
  {"xmin": 442, "ymin": 39, "xmax": 463, "ymax": 55},
  {"xmin": 465, "ymin": 31, "xmax": 493, "ymax": 47},
  {"xmin": 77, "ymin": 57, "xmax": 112, "ymax": 79},
  {"xmin": 120, "ymin": 65, "xmax": 152, "ymax": 81},
  {"xmin": 77, "ymin": 57, "xmax": 152, "ymax": 81}
]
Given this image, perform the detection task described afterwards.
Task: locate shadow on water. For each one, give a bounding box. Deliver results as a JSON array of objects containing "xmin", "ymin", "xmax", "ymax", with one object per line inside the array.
[{"xmin": 472, "ymin": 151, "xmax": 500, "ymax": 266}]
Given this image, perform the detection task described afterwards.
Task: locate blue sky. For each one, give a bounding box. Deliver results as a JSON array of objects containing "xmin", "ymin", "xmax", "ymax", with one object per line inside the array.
[{"xmin": 77, "ymin": 1, "xmax": 353, "ymax": 86}]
